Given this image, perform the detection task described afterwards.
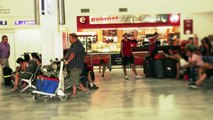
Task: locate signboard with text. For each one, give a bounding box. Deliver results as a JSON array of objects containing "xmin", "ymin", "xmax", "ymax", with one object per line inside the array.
[
  {"xmin": 111, "ymin": 54, "xmax": 123, "ymax": 65},
  {"xmin": 184, "ymin": 19, "xmax": 193, "ymax": 34},
  {"xmin": 90, "ymin": 14, "xmax": 168, "ymax": 24},
  {"xmin": 14, "ymin": 20, "xmax": 35, "ymax": 25},
  {"xmin": 77, "ymin": 14, "xmax": 180, "ymax": 29}
]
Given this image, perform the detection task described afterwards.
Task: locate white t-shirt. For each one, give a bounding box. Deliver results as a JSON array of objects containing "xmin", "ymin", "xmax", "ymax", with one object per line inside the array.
[
  {"xmin": 188, "ymin": 54, "xmax": 204, "ymax": 66},
  {"xmin": 180, "ymin": 59, "xmax": 188, "ymax": 67}
]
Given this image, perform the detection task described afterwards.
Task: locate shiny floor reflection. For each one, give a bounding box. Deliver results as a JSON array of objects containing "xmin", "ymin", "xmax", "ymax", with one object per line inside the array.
[{"xmin": 1, "ymin": 69, "xmax": 213, "ymax": 120}]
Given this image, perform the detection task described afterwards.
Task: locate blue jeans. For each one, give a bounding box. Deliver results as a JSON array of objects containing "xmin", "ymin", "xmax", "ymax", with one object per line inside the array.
[{"xmin": 188, "ymin": 66, "xmax": 196, "ymax": 83}]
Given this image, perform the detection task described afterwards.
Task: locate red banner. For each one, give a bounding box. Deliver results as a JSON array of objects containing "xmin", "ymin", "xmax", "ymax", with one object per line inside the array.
[{"xmin": 184, "ymin": 19, "xmax": 193, "ymax": 34}]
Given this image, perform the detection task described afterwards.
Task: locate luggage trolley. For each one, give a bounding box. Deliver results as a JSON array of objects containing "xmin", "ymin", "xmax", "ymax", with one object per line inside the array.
[{"xmin": 31, "ymin": 59, "xmax": 67, "ymax": 101}]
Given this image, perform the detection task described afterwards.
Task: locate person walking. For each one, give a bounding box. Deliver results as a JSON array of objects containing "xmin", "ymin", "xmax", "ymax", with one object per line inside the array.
[
  {"xmin": 99, "ymin": 55, "xmax": 111, "ymax": 77},
  {"xmin": 120, "ymin": 33, "xmax": 143, "ymax": 80},
  {"xmin": 64, "ymin": 33, "xmax": 88, "ymax": 97}
]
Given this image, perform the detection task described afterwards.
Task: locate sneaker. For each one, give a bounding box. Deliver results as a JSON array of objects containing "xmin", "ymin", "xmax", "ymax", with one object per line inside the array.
[
  {"xmin": 124, "ymin": 76, "xmax": 129, "ymax": 80},
  {"xmin": 89, "ymin": 84, "xmax": 99, "ymax": 89},
  {"xmin": 135, "ymin": 75, "xmax": 143, "ymax": 79},
  {"xmin": 188, "ymin": 83, "xmax": 198, "ymax": 89}
]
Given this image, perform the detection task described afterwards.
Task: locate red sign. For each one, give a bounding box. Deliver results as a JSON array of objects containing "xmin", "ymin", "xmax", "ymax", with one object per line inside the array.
[{"xmin": 184, "ymin": 19, "xmax": 193, "ymax": 34}]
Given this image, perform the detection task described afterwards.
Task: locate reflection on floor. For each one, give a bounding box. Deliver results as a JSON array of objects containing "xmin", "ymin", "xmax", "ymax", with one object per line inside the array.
[{"xmin": 1, "ymin": 69, "xmax": 213, "ymax": 120}]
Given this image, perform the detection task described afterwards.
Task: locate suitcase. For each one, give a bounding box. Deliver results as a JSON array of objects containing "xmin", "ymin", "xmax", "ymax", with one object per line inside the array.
[
  {"xmin": 36, "ymin": 75, "xmax": 59, "ymax": 94},
  {"xmin": 143, "ymin": 56, "xmax": 155, "ymax": 77},
  {"xmin": 154, "ymin": 59, "xmax": 165, "ymax": 78},
  {"xmin": 164, "ymin": 58, "xmax": 177, "ymax": 78},
  {"xmin": 3, "ymin": 67, "xmax": 13, "ymax": 86}
]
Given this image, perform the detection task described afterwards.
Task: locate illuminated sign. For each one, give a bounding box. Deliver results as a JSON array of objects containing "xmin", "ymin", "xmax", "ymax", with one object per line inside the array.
[
  {"xmin": 90, "ymin": 14, "xmax": 170, "ymax": 24},
  {"xmin": 79, "ymin": 16, "xmax": 87, "ymax": 24},
  {"xmin": 15, "ymin": 20, "xmax": 35, "ymax": 25},
  {"xmin": 0, "ymin": 21, "xmax": 7, "ymax": 25},
  {"xmin": 77, "ymin": 14, "xmax": 180, "ymax": 29}
]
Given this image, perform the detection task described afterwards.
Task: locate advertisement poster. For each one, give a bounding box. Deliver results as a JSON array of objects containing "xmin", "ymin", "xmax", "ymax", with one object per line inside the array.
[{"xmin": 184, "ymin": 19, "xmax": 193, "ymax": 34}]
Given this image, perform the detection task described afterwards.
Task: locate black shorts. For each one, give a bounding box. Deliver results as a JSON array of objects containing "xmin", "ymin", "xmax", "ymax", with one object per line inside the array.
[
  {"xmin": 19, "ymin": 72, "xmax": 33, "ymax": 79},
  {"xmin": 122, "ymin": 55, "xmax": 134, "ymax": 65},
  {"xmin": 205, "ymin": 69, "xmax": 213, "ymax": 78}
]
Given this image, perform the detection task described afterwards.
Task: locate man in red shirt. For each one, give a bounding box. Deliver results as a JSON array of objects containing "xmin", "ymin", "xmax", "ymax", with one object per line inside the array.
[
  {"xmin": 149, "ymin": 32, "xmax": 158, "ymax": 58},
  {"xmin": 120, "ymin": 33, "xmax": 143, "ymax": 80}
]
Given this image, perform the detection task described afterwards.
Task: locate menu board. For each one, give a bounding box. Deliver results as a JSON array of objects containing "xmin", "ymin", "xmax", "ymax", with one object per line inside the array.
[{"xmin": 111, "ymin": 54, "xmax": 123, "ymax": 65}]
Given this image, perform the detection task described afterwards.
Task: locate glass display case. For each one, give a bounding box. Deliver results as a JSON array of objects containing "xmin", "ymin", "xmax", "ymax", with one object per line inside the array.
[
  {"xmin": 91, "ymin": 42, "xmax": 120, "ymax": 53},
  {"xmin": 78, "ymin": 34, "xmax": 97, "ymax": 52}
]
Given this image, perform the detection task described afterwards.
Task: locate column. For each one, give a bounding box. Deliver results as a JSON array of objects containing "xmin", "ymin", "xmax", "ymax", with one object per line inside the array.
[{"xmin": 40, "ymin": 0, "xmax": 63, "ymax": 65}]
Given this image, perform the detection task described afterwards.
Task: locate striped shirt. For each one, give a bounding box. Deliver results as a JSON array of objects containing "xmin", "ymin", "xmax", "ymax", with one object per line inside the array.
[
  {"xmin": 0, "ymin": 42, "xmax": 10, "ymax": 58},
  {"xmin": 67, "ymin": 40, "xmax": 85, "ymax": 70}
]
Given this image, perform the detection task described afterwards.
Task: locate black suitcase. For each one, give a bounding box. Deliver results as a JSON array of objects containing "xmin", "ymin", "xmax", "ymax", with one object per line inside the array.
[
  {"xmin": 154, "ymin": 59, "xmax": 165, "ymax": 78},
  {"xmin": 143, "ymin": 56, "xmax": 155, "ymax": 77},
  {"xmin": 3, "ymin": 67, "xmax": 13, "ymax": 86},
  {"xmin": 164, "ymin": 58, "xmax": 177, "ymax": 78}
]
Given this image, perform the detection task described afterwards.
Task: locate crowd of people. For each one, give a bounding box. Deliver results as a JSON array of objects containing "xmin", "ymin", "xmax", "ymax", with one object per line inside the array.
[
  {"xmin": 1, "ymin": 32, "xmax": 213, "ymax": 99},
  {"xmin": 164, "ymin": 34, "xmax": 213, "ymax": 88},
  {"xmin": 11, "ymin": 53, "xmax": 41, "ymax": 92},
  {"xmin": 184, "ymin": 35, "xmax": 213, "ymax": 88}
]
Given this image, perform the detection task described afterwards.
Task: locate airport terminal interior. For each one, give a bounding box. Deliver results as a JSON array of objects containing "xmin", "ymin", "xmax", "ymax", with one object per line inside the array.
[
  {"xmin": 1, "ymin": 0, "xmax": 213, "ymax": 120},
  {"xmin": 1, "ymin": 69, "xmax": 213, "ymax": 120}
]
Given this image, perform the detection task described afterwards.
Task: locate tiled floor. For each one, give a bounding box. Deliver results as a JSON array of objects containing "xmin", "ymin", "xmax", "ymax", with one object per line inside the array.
[{"xmin": 1, "ymin": 68, "xmax": 213, "ymax": 120}]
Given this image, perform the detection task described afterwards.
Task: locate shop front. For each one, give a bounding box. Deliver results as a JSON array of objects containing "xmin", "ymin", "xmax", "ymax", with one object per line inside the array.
[{"xmin": 76, "ymin": 14, "xmax": 181, "ymax": 66}]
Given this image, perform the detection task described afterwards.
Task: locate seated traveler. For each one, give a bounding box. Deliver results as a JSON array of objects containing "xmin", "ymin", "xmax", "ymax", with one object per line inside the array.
[
  {"xmin": 22, "ymin": 53, "xmax": 38, "ymax": 87},
  {"xmin": 31, "ymin": 52, "xmax": 42, "ymax": 66},
  {"xmin": 11, "ymin": 57, "xmax": 37, "ymax": 92},
  {"xmin": 81, "ymin": 63, "xmax": 99, "ymax": 89},
  {"xmin": 184, "ymin": 47, "xmax": 204, "ymax": 83},
  {"xmin": 188, "ymin": 63, "xmax": 213, "ymax": 88}
]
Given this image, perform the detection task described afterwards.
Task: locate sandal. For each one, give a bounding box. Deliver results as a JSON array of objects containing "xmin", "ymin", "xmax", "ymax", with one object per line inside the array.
[
  {"xmin": 11, "ymin": 87, "xmax": 19, "ymax": 92},
  {"xmin": 175, "ymin": 76, "xmax": 180, "ymax": 80},
  {"xmin": 68, "ymin": 94, "xmax": 76, "ymax": 98}
]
